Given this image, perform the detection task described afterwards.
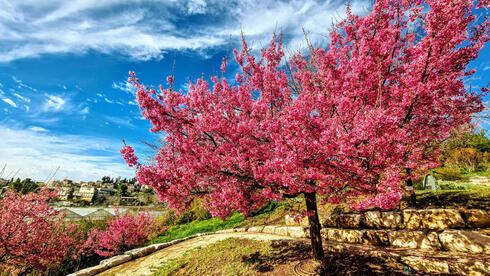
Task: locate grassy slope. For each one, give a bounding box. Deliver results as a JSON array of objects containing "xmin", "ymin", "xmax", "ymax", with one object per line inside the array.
[{"xmin": 149, "ymin": 213, "xmax": 244, "ymax": 244}]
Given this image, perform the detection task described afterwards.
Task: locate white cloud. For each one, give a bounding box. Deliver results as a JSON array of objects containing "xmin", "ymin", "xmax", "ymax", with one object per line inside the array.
[
  {"xmin": 80, "ymin": 106, "xmax": 89, "ymax": 114},
  {"xmin": 12, "ymin": 76, "xmax": 38, "ymax": 92},
  {"xmin": 28, "ymin": 126, "xmax": 49, "ymax": 132},
  {"xmin": 12, "ymin": 93, "xmax": 30, "ymax": 102},
  {"xmin": 128, "ymin": 100, "xmax": 138, "ymax": 106},
  {"xmin": 112, "ymin": 81, "xmax": 136, "ymax": 94},
  {"xmin": 44, "ymin": 94, "xmax": 66, "ymax": 111},
  {"xmin": 0, "ymin": 125, "xmax": 134, "ymax": 181},
  {"xmin": 0, "ymin": 0, "xmax": 370, "ymax": 62},
  {"xmin": 483, "ymin": 66, "xmax": 490, "ymax": 71},
  {"xmin": 104, "ymin": 97, "xmax": 114, "ymax": 104},
  {"xmin": 2, "ymin": 98, "xmax": 17, "ymax": 108}
]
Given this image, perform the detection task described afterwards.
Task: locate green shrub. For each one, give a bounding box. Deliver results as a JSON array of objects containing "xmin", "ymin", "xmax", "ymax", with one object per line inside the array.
[
  {"xmin": 150, "ymin": 213, "xmax": 244, "ymax": 244},
  {"xmin": 433, "ymin": 167, "xmax": 465, "ymax": 181}
]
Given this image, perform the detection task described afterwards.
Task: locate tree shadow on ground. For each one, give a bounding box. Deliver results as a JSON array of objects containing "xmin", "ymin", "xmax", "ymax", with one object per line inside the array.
[{"xmin": 242, "ymin": 239, "xmax": 412, "ymax": 275}]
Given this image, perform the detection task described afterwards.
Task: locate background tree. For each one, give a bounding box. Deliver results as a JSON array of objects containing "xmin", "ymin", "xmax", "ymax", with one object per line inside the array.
[
  {"xmin": 0, "ymin": 190, "xmax": 76, "ymax": 274},
  {"xmin": 8, "ymin": 177, "xmax": 39, "ymax": 194},
  {"xmin": 122, "ymin": 0, "xmax": 488, "ymax": 268}
]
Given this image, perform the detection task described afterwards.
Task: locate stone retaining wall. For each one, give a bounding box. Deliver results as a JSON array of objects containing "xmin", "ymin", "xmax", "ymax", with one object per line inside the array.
[{"xmin": 287, "ymin": 208, "xmax": 490, "ymax": 230}]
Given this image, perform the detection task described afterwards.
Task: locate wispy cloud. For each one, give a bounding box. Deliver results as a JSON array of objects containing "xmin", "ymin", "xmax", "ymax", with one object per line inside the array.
[
  {"xmin": 0, "ymin": 0, "xmax": 370, "ymax": 62},
  {"xmin": 112, "ymin": 80, "xmax": 136, "ymax": 94},
  {"xmin": 27, "ymin": 126, "xmax": 49, "ymax": 132},
  {"xmin": 44, "ymin": 94, "xmax": 66, "ymax": 112},
  {"xmin": 1, "ymin": 98, "xmax": 17, "ymax": 108},
  {"xmin": 12, "ymin": 76, "xmax": 38, "ymax": 92},
  {"xmin": 12, "ymin": 93, "xmax": 30, "ymax": 102},
  {"xmin": 0, "ymin": 125, "xmax": 133, "ymax": 181}
]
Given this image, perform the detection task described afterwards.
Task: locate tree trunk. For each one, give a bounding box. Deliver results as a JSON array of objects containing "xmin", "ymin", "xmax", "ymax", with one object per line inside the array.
[
  {"xmin": 304, "ymin": 192, "xmax": 326, "ymax": 268},
  {"xmin": 406, "ymin": 177, "xmax": 416, "ymax": 206}
]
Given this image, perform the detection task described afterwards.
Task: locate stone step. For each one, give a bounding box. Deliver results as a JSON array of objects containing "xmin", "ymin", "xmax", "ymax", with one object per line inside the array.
[
  {"xmin": 323, "ymin": 240, "xmax": 490, "ymax": 274},
  {"xmin": 320, "ymin": 228, "xmax": 490, "ymax": 254}
]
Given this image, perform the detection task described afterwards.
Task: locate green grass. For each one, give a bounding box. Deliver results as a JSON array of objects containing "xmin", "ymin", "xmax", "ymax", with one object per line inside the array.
[
  {"xmin": 149, "ymin": 213, "xmax": 244, "ymax": 244},
  {"xmin": 153, "ymin": 238, "xmax": 273, "ymax": 276}
]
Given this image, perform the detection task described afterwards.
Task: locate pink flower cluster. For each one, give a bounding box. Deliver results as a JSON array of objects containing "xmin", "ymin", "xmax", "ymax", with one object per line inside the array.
[
  {"xmin": 0, "ymin": 190, "xmax": 76, "ymax": 274},
  {"xmin": 120, "ymin": 145, "xmax": 139, "ymax": 167},
  {"xmin": 122, "ymin": 0, "xmax": 488, "ymax": 217},
  {"xmin": 80, "ymin": 210, "xmax": 154, "ymax": 257}
]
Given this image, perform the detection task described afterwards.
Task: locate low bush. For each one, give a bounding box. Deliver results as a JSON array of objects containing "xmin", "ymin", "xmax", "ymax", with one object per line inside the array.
[
  {"xmin": 433, "ymin": 167, "xmax": 466, "ymax": 181},
  {"xmin": 80, "ymin": 210, "xmax": 155, "ymax": 257},
  {"xmin": 150, "ymin": 212, "xmax": 244, "ymax": 244}
]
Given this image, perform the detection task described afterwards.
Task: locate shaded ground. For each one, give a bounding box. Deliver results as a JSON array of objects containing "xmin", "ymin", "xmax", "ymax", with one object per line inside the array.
[
  {"xmin": 97, "ymin": 232, "xmax": 300, "ymax": 276},
  {"xmin": 152, "ymin": 238, "xmax": 410, "ymax": 275}
]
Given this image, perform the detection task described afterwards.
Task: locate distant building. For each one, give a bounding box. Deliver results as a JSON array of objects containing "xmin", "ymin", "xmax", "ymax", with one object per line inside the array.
[
  {"xmin": 62, "ymin": 179, "xmax": 73, "ymax": 186},
  {"xmin": 73, "ymin": 185, "xmax": 96, "ymax": 202},
  {"xmin": 59, "ymin": 187, "xmax": 74, "ymax": 201},
  {"xmin": 96, "ymin": 188, "xmax": 115, "ymax": 196}
]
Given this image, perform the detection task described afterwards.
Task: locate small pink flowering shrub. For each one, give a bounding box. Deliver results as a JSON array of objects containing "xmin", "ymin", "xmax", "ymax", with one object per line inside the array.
[
  {"xmin": 0, "ymin": 190, "xmax": 76, "ymax": 274},
  {"xmin": 81, "ymin": 210, "xmax": 154, "ymax": 257}
]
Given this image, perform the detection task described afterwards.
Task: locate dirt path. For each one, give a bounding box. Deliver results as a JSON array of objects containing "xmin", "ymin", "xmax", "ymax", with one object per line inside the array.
[{"xmin": 97, "ymin": 232, "xmax": 300, "ymax": 276}]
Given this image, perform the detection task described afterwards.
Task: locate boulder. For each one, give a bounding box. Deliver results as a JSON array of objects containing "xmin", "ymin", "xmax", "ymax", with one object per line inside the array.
[
  {"xmin": 403, "ymin": 209, "xmax": 465, "ymax": 230},
  {"xmin": 361, "ymin": 230, "xmax": 389, "ymax": 246},
  {"xmin": 125, "ymin": 245, "xmax": 157, "ymax": 259},
  {"xmin": 462, "ymin": 209, "xmax": 490, "ymax": 228},
  {"xmin": 321, "ymin": 228, "xmax": 363, "ymax": 244},
  {"xmin": 439, "ymin": 230, "xmax": 490, "ymax": 254},
  {"xmin": 285, "ymin": 214, "xmax": 309, "ymax": 226},
  {"xmin": 363, "ymin": 211, "xmax": 401, "ymax": 229},
  {"xmin": 274, "ymin": 226, "xmax": 289, "ymax": 236},
  {"xmin": 420, "ymin": 232, "xmax": 442, "ymax": 250},
  {"xmin": 389, "ymin": 231, "xmax": 441, "ymax": 250},
  {"xmin": 262, "ymin": 226, "xmax": 276, "ymax": 234},
  {"xmin": 100, "ymin": 254, "xmax": 132, "ymax": 267},
  {"xmin": 401, "ymin": 256, "xmax": 449, "ymax": 274},
  {"xmin": 321, "ymin": 215, "xmax": 338, "ymax": 228},
  {"xmin": 449, "ymin": 260, "xmax": 490, "ymax": 275},
  {"xmin": 247, "ymin": 226, "xmax": 265, "ymax": 232},
  {"xmin": 337, "ymin": 214, "xmax": 362, "ymax": 228},
  {"xmin": 287, "ymin": 226, "xmax": 308, "ymax": 238},
  {"xmin": 67, "ymin": 263, "xmax": 110, "ymax": 276}
]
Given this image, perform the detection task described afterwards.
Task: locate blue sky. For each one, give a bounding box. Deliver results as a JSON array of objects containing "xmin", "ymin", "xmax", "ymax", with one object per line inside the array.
[{"xmin": 0, "ymin": 0, "xmax": 488, "ymax": 182}]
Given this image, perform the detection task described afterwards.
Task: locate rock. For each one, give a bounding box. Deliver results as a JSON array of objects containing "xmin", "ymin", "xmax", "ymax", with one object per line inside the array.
[
  {"xmin": 450, "ymin": 260, "xmax": 490, "ymax": 276},
  {"xmin": 285, "ymin": 214, "xmax": 309, "ymax": 226},
  {"xmin": 361, "ymin": 230, "xmax": 389, "ymax": 246},
  {"xmin": 463, "ymin": 209, "xmax": 490, "ymax": 228},
  {"xmin": 403, "ymin": 209, "xmax": 465, "ymax": 230},
  {"xmin": 321, "ymin": 228, "xmax": 363, "ymax": 244},
  {"xmin": 401, "ymin": 256, "xmax": 449, "ymax": 274},
  {"xmin": 363, "ymin": 211, "xmax": 401, "ymax": 229},
  {"xmin": 337, "ymin": 214, "xmax": 362, "ymax": 228},
  {"xmin": 274, "ymin": 226, "xmax": 289, "ymax": 236},
  {"xmin": 439, "ymin": 230, "xmax": 490, "ymax": 254},
  {"xmin": 67, "ymin": 263, "xmax": 110, "ymax": 276},
  {"xmin": 389, "ymin": 231, "xmax": 441, "ymax": 249},
  {"xmin": 100, "ymin": 254, "xmax": 132, "ymax": 267},
  {"xmin": 287, "ymin": 226, "xmax": 308, "ymax": 238},
  {"xmin": 321, "ymin": 215, "xmax": 338, "ymax": 228},
  {"xmin": 125, "ymin": 245, "xmax": 157, "ymax": 258},
  {"xmin": 247, "ymin": 226, "xmax": 265, "ymax": 232},
  {"xmin": 234, "ymin": 228, "xmax": 246, "ymax": 232},
  {"xmin": 420, "ymin": 232, "xmax": 442, "ymax": 250},
  {"xmin": 262, "ymin": 226, "xmax": 276, "ymax": 234}
]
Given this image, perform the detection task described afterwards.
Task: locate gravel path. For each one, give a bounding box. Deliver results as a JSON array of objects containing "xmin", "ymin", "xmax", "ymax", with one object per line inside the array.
[{"xmin": 97, "ymin": 232, "xmax": 300, "ymax": 276}]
